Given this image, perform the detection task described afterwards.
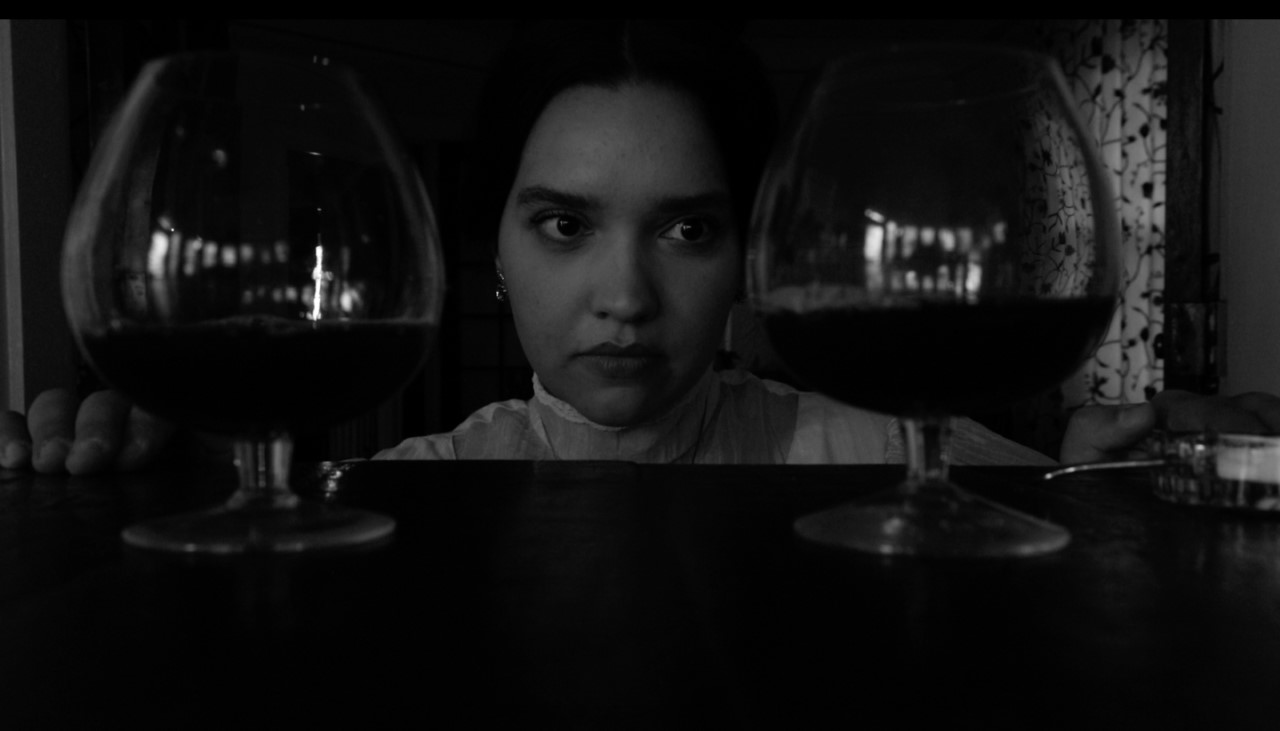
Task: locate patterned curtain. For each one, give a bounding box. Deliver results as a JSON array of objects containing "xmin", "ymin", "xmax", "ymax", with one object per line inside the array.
[{"xmin": 1042, "ymin": 19, "xmax": 1168, "ymax": 407}]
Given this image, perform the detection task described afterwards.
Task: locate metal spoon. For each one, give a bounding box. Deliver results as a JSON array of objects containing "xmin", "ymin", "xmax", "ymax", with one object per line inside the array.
[{"xmin": 1041, "ymin": 458, "xmax": 1166, "ymax": 481}]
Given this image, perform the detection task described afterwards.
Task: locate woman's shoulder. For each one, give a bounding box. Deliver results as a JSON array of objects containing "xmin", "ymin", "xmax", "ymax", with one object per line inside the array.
[
  {"xmin": 715, "ymin": 370, "xmax": 896, "ymax": 464},
  {"xmin": 373, "ymin": 398, "xmax": 534, "ymax": 460}
]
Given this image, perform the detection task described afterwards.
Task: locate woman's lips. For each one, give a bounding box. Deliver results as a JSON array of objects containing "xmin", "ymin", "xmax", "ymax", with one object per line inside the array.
[{"xmin": 576, "ymin": 343, "xmax": 664, "ymax": 380}]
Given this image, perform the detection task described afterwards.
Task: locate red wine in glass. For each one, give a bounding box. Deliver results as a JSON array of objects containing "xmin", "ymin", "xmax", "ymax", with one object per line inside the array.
[
  {"xmin": 80, "ymin": 319, "xmax": 434, "ymax": 439},
  {"xmin": 761, "ymin": 298, "xmax": 1115, "ymax": 418}
]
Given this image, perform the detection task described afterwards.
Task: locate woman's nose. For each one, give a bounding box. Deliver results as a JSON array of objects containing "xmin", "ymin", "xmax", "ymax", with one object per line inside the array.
[{"xmin": 590, "ymin": 236, "xmax": 658, "ymax": 323}]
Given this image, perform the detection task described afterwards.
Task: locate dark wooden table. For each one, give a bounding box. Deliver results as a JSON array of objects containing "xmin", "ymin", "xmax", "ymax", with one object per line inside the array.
[{"xmin": 2, "ymin": 460, "xmax": 1278, "ymax": 729}]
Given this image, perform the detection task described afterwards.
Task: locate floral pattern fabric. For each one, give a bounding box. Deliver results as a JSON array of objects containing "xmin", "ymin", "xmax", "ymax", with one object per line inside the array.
[{"xmin": 1040, "ymin": 19, "xmax": 1168, "ymax": 407}]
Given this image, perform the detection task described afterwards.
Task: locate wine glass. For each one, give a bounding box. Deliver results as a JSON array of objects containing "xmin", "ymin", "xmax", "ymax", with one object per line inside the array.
[
  {"xmin": 748, "ymin": 44, "xmax": 1120, "ymax": 557},
  {"xmin": 61, "ymin": 52, "xmax": 445, "ymax": 554}
]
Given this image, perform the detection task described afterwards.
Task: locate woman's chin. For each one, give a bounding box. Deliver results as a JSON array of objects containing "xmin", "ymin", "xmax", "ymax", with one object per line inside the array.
[
  {"xmin": 578, "ymin": 401, "xmax": 656, "ymax": 428},
  {"xmin": 572, "ymin": 388, "xmax": 670, "ymax": 428}
]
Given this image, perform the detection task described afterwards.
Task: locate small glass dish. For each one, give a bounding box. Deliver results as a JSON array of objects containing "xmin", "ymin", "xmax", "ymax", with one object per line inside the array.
[
  {"xmin": 1149, "ymin": 432, "xmax": 1280, "ymax": 511},
  {"xmin": 1044, "ymin": 432, "xmax": 1280, "ymax": 512}
]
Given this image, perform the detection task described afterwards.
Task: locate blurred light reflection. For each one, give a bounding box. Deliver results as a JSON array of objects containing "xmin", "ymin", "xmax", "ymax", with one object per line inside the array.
[
  {"xmin": 308, "ymin": 243, "xmax": 332, "ymax": 321},
  {"xmin": 861, "ymin": 207, "xmax": 996, "ymax": 302},
  {"xmin": 137, "ymin": 224, "xmax": 364, "ymax": 320}
]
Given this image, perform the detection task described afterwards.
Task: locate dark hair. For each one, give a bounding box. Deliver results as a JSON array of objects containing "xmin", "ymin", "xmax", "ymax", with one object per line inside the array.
[{"xmin": 472, "ymin": 19, "xmax": 778, "ymax": 247}]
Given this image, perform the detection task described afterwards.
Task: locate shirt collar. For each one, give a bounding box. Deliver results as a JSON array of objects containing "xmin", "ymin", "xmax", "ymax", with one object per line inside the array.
[{"xmin": 528, "ymin": 369, "xmax": 718, "ymax": 461}]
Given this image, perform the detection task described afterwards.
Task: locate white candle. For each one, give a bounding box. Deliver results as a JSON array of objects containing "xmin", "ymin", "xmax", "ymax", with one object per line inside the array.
[{"xmin": 1214, "ymin": 435, "xmax": 1280, "ymax": 485}]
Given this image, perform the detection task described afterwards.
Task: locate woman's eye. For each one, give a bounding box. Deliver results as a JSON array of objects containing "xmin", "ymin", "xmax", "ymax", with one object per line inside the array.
[
  {"xmin": 660, "ymin": 218, "xmax": 713, "ymax": 244},
  {"xmin": 535, "ymin": 214, "xmax": 587, "ymax": 241}
]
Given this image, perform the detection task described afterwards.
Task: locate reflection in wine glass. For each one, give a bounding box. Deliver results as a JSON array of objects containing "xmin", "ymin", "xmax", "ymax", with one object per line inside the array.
[
  {"xmin": 749, "ymin": 44, "xmax": 1119, "ymax": 557},
  {"xmin": 62, "ymin": 52, "xmax": 445, "ymax": 554}
]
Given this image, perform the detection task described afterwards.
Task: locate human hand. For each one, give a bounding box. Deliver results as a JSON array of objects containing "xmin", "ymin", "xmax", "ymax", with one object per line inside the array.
[
  {"xmin": 0, "ymin": 389, "xmax": 176, "ymax": 474},
  {"xmin": 1059, "ymin": 389, "xmax": 1280, "ymax": 464}
]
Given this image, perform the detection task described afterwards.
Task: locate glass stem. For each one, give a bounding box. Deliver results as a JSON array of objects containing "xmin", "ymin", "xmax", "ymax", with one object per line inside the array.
[
  {"xmin": 226, "ymin": 434, "xmax": 299, "ymax": 511},
  {"xmin": 901, "ymin": 415, "xmax": 954, "ymax": 492}
]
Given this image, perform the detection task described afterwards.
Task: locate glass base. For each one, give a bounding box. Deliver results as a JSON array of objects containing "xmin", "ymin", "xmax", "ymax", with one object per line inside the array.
[
  {"xmin": 794, "ymin": 481, "xmax": 1069, "ymax": 558},
  {"xmin": 122, "ymin": 499, "xmax": 395, "ymax": 554}
]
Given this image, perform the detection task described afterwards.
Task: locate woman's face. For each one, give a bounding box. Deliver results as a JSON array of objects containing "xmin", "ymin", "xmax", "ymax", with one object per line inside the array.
[{"xmin": 497, "ymin": 83, "xmax": 741, "ymax": 427}]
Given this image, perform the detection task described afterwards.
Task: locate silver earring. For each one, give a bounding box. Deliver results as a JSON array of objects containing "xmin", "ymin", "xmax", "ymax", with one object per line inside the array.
[{"xmin": 495, "ymin": 269, "xmax": 508, "ymax": 303}]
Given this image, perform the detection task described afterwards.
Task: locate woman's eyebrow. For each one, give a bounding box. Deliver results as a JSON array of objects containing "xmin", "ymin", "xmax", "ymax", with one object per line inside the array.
[
  {"xmin": 513, "ymin": 185, "xmax": 598, "ymax": 210},
  {"xmin": 513, "ymin": 187, "xmax": 733, "ymax": 215}
]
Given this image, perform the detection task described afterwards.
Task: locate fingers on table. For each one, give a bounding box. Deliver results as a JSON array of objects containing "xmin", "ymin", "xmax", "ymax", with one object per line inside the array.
[
  {"xmin": 1151, "ymin": 389, "xmax": 1278, "ymax": 435},
  {"xmin": 1229, "ymin": 392, "xmax": 1280, "ymax": 434},
  {"xmin": 0, "ymin": 410, "xmax": 33, "ymax": 469},
  {"xmin": 115, "ymin": 407, "xmax": 176, "ymax": 472},
  {"xmin": 65, "ymin": 390, "xmax": 134, "ymax": 475},
  {"xmin": 27, "ymin": 389, "xmax": 81, "ymax": 473},
  {"xmin": 9, "ymin": 389, "xmax": 173, "ymax": 474},
  {"xmin": 1059, "ymin": 403, "xmax": 1155, "ymax": 463}
]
